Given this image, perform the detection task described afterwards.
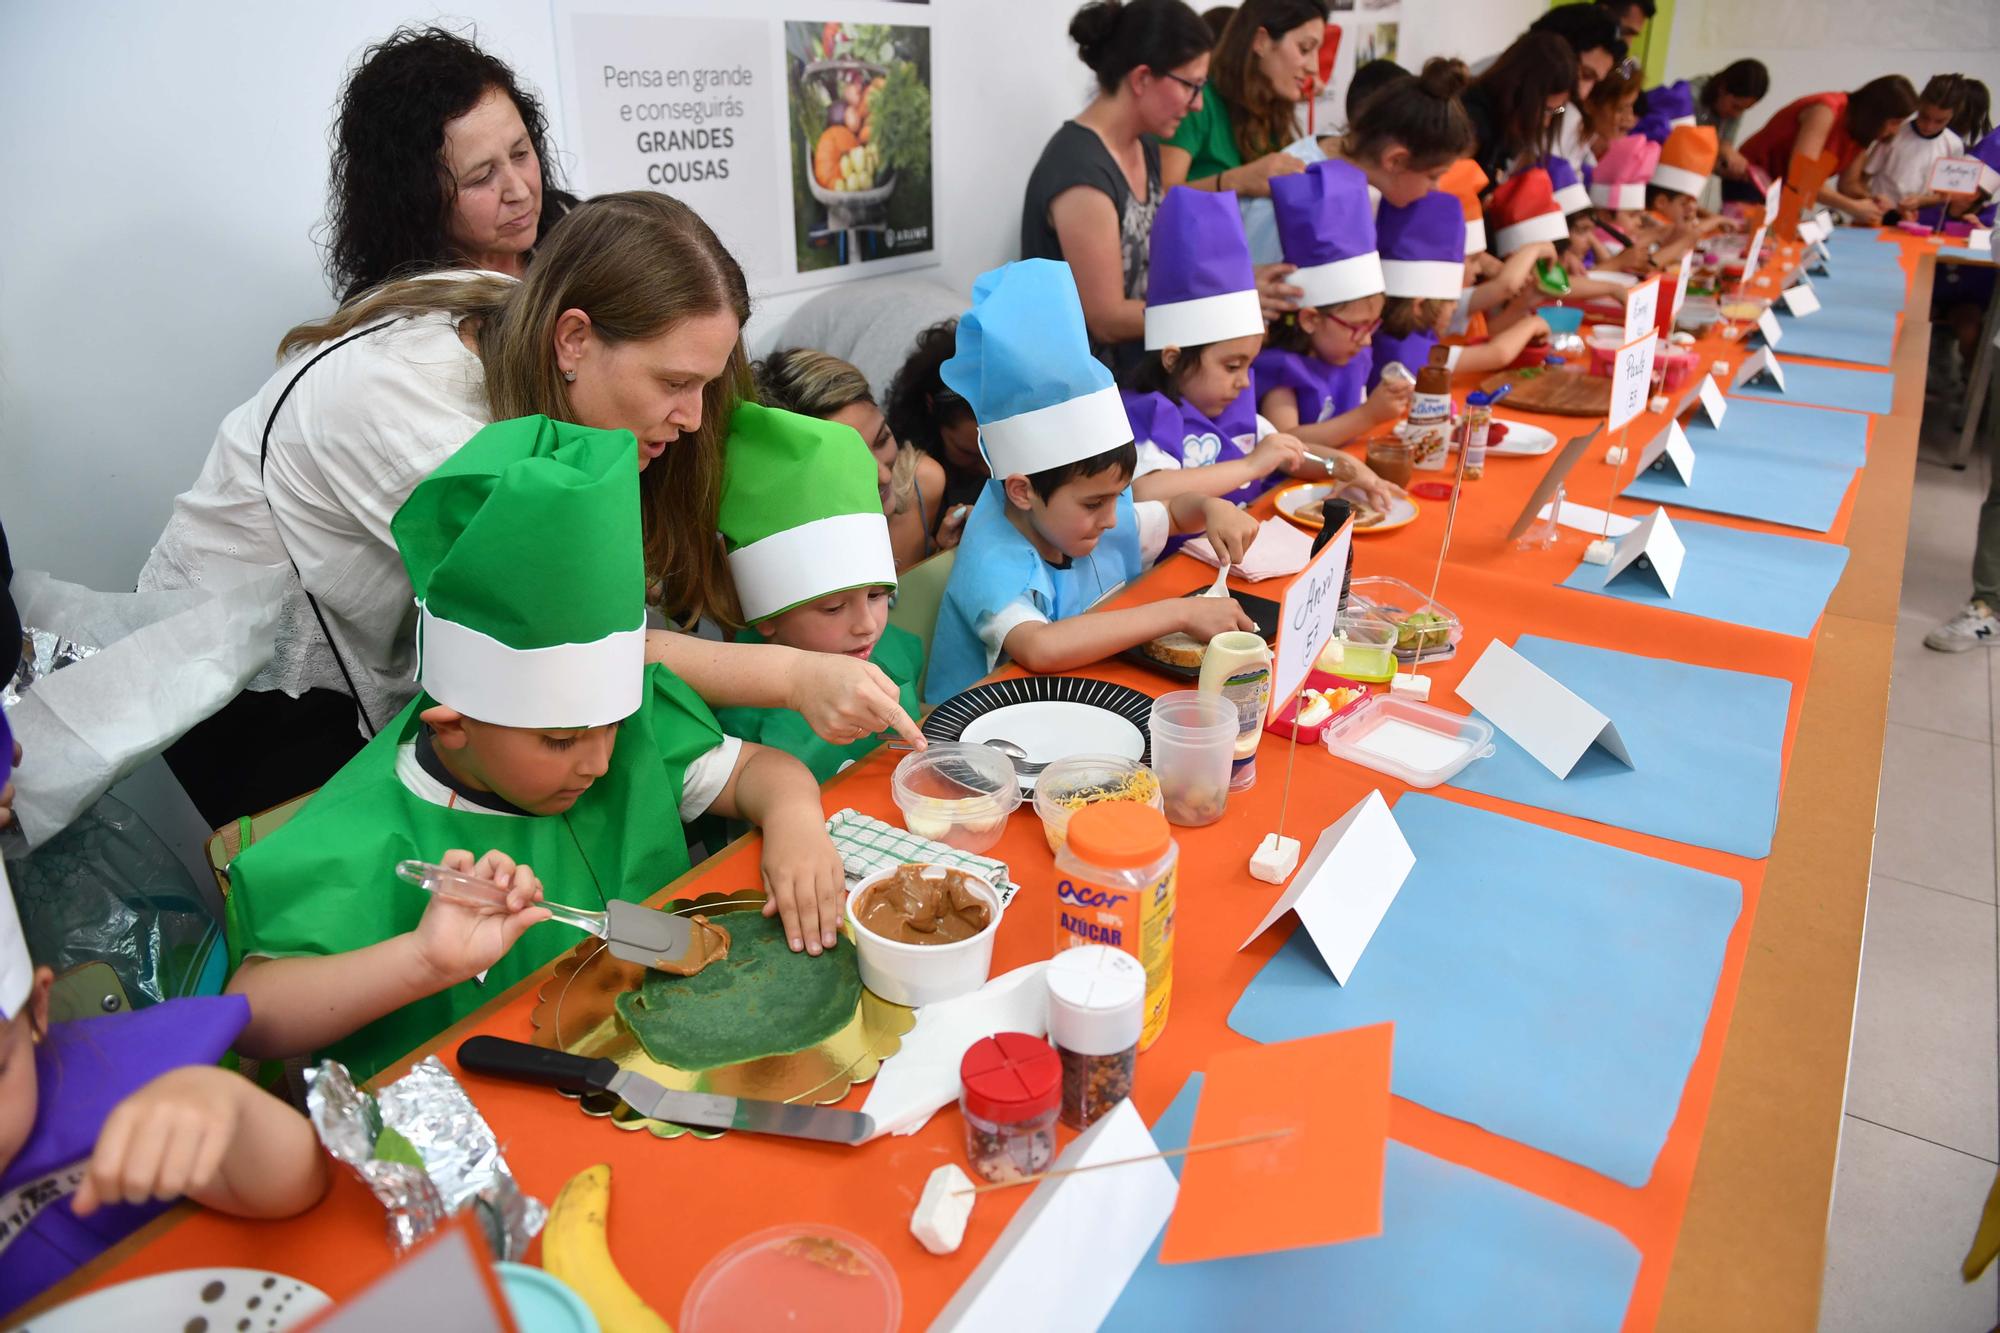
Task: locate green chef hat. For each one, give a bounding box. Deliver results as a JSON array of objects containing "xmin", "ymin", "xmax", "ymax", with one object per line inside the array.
[
  {"xmin": 391, "ymin": 415, "xmax": 645, "ymax": 728},
  {"xmin": 720, "ymin": 402, "xmax": 898, "ymax": 623}
]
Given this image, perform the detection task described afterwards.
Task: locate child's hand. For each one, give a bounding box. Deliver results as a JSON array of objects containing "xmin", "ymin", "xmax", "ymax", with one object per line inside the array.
[
  {"xmin": 411, "ymin": 849, "xmax": 548, "ymax": 987},
  {"xmin": 1178, "ymin": 592, "xmax": 1257, "ymax": 640},
  {"xmin": 1363, "ymin": 377, "xmax": 1413, "ymax": 423},
  {"xmin": 72, "ymin": 1066, "xmax": 252, "ymax": 1216},
  {"xmin": 1199, "ymin": 498, "xmax": 1261, "ymax": 565},
  {"xmin": 1249, "ymin": 431, "xmax": 1309, "ymax": 476},
  {"xmin": 1339, "ymin": 458, "xmax": 1407, "ymax": 510},
  {"xmin": 759, "ymin": 809, "xmax": 846, "ymax": 955},
  {"xmin": 1520, "ymin": 315, "xmax": 1552, "ymax": 345},
  {"xmin": 935, "ymin": 504, "xmax": 971, "ymax": 551}
]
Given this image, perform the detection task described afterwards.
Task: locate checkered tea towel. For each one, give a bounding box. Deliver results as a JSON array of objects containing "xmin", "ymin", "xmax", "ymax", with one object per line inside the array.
[{"xmin": 825, "ymin": 809, "xmax": 1018, "ymax": 906}]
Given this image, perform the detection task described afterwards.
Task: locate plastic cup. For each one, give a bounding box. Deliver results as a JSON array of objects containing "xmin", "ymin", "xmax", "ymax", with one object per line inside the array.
[{"xmin": 1149, "ymin": 691, "xmax": 1238, "ymax": 828}]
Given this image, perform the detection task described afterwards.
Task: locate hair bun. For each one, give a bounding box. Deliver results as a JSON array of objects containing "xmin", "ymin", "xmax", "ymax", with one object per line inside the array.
[
  {"xmin": 1069, "ymin": 0, "xmax": 1124, "ymax": 67},
  {"xmin": 1418, "ymin": 57, "xmax": 1470, "ymax": 100}
]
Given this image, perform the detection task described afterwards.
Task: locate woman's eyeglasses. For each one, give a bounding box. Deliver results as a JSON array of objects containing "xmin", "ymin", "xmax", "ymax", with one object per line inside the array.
[{"xmin": 1160, "ymin": 71, "xmax": 1206, "ymax": 103}]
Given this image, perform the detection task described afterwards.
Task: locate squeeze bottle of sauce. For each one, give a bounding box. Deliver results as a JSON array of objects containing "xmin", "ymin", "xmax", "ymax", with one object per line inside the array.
[
  {"xmin": 1054, "ymin": 803, "xmax": 1178, "ymax": 1051},
  {"xmin": 1196, "ymin": 630, "xmax": 1272, "ymax": 792},
  {"xmin": 1408, "ymin": 345, "xmax": 1453, "ymax": 471}
]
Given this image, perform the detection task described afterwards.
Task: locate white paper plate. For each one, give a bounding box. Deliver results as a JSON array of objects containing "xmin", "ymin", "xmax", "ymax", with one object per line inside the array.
[
  {"xmin": 12, "ymin": 1267, "xmax": 329, "ymax": 1333},
  {"xmin": 959, "ymin": 702, "xmax": 1145, "ymax": 769},
  {"xmin": 1485, "ymin": 418, "xmax": 1559, "ymax": 457}
]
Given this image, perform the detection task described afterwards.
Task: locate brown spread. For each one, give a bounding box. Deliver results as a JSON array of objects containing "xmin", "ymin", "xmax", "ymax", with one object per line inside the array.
[
  {"xmin": 652, "ymin": 913, "xmax": 732, "ymax": 976},
  {"xmin": 856, "ymin": 865, "xmax": 992, "ymax": 945}
]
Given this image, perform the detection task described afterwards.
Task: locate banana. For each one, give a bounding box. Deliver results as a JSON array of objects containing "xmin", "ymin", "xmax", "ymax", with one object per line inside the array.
[{"xmin": 542, "ymin": 1163, "xmax": 674, "ymax": 1333}]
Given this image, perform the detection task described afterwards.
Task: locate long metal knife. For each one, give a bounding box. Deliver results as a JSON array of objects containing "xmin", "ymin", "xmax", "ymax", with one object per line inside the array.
[{"xmin": 457, "ymin": 1036, "xmax": 875, "ymax": 1145}]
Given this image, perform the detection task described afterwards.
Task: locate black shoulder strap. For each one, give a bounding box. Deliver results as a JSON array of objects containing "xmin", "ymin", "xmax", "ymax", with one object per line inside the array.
[{"xmin": 258, "ymin": 318, "xmax": 402, "ymax": 737}]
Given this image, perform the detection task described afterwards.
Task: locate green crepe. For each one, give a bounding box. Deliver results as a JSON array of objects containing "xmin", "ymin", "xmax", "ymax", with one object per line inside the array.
[{"xmin": 615, "ymin": 912, "xmax": 863, "ymax": 1070}]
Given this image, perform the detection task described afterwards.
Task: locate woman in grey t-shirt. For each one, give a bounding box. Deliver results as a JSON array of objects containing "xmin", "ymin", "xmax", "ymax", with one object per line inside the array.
[{"xmin": 1021, "ymin": 0, "xmax": 1213, "ymax": 370}]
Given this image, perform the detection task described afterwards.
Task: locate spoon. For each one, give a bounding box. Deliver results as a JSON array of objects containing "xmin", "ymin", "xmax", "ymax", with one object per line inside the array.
[
  {"xmin": 1203, "ymin": 561, "xmax": 1233, "ymax": 599},
  {"xmin": 884, "ymin": 735, "xmax": 1044, "ymax": 774}
]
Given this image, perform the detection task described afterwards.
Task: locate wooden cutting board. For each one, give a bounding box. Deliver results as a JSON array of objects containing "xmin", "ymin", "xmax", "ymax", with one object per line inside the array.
[{"xmin": 1478, "ymin": 367, "xmax": 1609, "ymax": 417}]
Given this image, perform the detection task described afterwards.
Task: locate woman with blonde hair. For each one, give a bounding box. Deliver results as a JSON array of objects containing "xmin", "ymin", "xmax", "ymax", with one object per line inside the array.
[
  {"xmin": 143, "ymin": 191, "xmax": 920, "ymax": 824},
  {"xmin": 752, "ymin": 347, "xmax": 963, "ymax": 571}
]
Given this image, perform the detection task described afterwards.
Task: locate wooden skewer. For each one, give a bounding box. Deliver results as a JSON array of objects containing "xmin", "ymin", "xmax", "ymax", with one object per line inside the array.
[{"xmin": 952, "ymin": 1127, "xmax": 1295, "ymax": 1197}]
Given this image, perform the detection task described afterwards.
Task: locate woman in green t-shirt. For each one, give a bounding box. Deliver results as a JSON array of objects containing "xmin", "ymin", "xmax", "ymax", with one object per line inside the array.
[{"xmin": 1160, "ymin": 0, "xmax": 1328, "ymax": 314}]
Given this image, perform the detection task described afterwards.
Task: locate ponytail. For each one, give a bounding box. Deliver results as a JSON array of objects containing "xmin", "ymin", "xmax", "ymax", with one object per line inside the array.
[{"xmin": 1343, "ymin": 57, "xmax": 1474, "ymax": 172}]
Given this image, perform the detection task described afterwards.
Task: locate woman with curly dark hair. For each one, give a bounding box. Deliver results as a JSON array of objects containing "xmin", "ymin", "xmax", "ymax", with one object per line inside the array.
[
  {"xmin": 324, "ymin": 26, "xmax": 577, "ymax": 300},
  {"xmin": 882, "ymin": 319, "xmax": 988, "ymax": 529}
]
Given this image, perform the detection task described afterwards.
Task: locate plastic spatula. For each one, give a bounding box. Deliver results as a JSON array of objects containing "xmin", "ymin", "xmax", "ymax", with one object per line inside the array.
[{"xmin": 395, "ymin": 859, "xmax": 699, "ymax": 972}]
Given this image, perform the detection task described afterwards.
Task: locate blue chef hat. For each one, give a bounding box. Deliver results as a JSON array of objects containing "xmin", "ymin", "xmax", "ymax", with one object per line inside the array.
[
  {"xmin": 940, "ymin": 259, "xmax": 1133, "ymax": 479},
  {"xmin": 1144, "ymin": 186, "xmax": 1265, "ymax": 349},
  {"xmin": 1271, "ymin": 160, "xmax": 1384, "ymax": 308}
]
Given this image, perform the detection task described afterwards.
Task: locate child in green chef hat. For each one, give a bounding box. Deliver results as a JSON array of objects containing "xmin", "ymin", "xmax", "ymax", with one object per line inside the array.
[
  {"xmin": 223, "ymin": 416, "xmax": 846, "ymax": 1086},
  {"xmin": 714, "ymin": 403, "xmax": 923, "ymax": 782}
]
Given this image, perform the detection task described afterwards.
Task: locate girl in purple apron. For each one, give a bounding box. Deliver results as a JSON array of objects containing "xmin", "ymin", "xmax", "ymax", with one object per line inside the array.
[
  {"xmin": 1254, "ymin": 160, "xmax": 1409, "ymax": 507},
  {"xmin": 0, "ymin": 867, "xmax": 326, "ymax": 1315},
  {"xmin": 1119, "ymin": 187, "xmax": 1310, "ymax": 513}
]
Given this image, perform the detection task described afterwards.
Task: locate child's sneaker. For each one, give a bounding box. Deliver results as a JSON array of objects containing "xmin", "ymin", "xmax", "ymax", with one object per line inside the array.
[{"xmin": 1924, "ymin": 602, "xmax": 2000, "ymax": 652}]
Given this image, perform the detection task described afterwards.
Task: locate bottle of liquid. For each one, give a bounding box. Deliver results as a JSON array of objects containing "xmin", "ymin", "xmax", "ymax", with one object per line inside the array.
[
  {"xmin": 1461, "ymin": 389, "xmax": 1495, "ymax": 480},
  {"xmin": 1408, "ymin": 345, "xmax": 1453, "ymax": 471},
  {"xmin": 1196, "ymin": 630, "xmax": 1272, "ymax": 792},
  {"xmin": 1054, "ymin": 803, "xmax": 1178, "ymax": 1052}
]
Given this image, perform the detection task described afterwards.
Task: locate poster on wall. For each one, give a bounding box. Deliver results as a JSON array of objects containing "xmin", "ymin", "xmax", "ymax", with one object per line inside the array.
[
  {"xmin": 1310, "ymin": 2, "xmax": 1399, "ymax": 141},
  {"xmin": 784, "ymin": 21, "xmax": 934, "ymax": 277},
  {"xmin": 553, "ymin": 1, "xmax": 937, "ymax": 299}
]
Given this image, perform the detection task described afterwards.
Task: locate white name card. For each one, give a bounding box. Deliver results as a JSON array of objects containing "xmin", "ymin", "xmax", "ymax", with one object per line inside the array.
[
  {"xmin": 1970, "ymin": 228, "xmax": 1993, "ymax": 252},
  {"xmin": 1239, "ymin": 790, "xmax": 1415, "ymax": 985},
  {"xmin": 1637, "ymin": 419, "xmax": 1696, "ymax": 485},
  {"xmin": 1608, "ymin": 333, "xmax": 1658, "ymax": 433},
  {"xmin": 1929, "ymin": 155, "xmax": 1987, "ymax": 196},
  {"xmin": 1270, "ymin": 521, "xmax": 1351, "ymax": 722},
  {"xmin": 1755, "ymin": 307, "xmax": 1784, "ymax": 348},
  {"xmin": 1782, "ymin": 284, "xmax": 1821, "ymax": 317},
  {"xmin": 1671, "ymin": 251, "xmax": 1694, "ymax": 318},
  {"xmin": 1696, "ymin": 371, "xmax": 1728, "ymax": 428},
  {"xmin": 1743, "ymin": 224, "xmax": 1769, "ymax": 278},
  {"xmin": 1604, "ymin": 507, "xmax": 1686, "ymax": 598},
  {"xmin": 1736, "ymin": 347, "xmax": 1787, "ymax": 394},
  {"xmin": 1623, "ymin": 276, "xmax": 1662, "ymax": 345},
  {"xmin": 1457, "ymin": 639, "xmax": 1633, "ymax": 780}
]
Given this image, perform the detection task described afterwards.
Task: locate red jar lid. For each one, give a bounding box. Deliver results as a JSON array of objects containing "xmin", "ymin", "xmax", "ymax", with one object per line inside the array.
[{"xmin": 959, "ymin": 1031, "xmax": 1060, "ymax": 1123}]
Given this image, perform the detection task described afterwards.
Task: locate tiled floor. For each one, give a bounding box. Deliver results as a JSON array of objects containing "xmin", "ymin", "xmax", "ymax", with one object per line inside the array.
[{"xmin": 1819, "ymin": 374, "xmax": 2000, "ymax": 1332}]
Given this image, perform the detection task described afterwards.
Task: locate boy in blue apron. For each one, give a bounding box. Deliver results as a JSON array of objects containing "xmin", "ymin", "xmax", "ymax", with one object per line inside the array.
[{"xmin": 924, "ymin": 260, "xmax": 1260, "ymax": 706}]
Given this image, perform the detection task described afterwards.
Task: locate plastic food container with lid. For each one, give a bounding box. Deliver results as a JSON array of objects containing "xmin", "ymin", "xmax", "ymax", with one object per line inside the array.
[
  {"xmin": 1032, "ymin": 753, "xmax": 1163, "ymax": 854},
  {"xmin": 1055, "ymin": 803, "xmax": 1178, "ymax": 1050},
  {"xmin": 1322, "ymin": 694, "xmax": 1496, "ymax": 788},
  {"xmin": 1316, "ymin": 611, "xmax": 1400, "ymax": 684},
  {"xmin": 1045, "ymin": 945, "xmax": 1144, "ymax": 1130},
  {"xmin": 1346, "ymin": 575, "xmax": 1463, "ymax": 663},
  {"xmin": 680, "ymin": 1224, "xmax": 901, "ymax": 1333},
  {"xmin": 959, "ymin": 1032, "xmax": 1061, "ymax": 1183},
  {"xmin": 891, "ymin": 742, "xmax": 1021, "ymax": 853},
  {"xmin": 846, "ymin": 864, "xmax": 1004, "ymax": 1006}
]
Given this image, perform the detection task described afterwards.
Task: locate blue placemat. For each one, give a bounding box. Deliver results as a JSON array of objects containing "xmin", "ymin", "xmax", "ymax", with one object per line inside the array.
[
  {"xmin": 1561, "ymin": 515, "xmax": 1848, "ymax": 637},
  {"xmin": 1623, "ymin": 439, "xmax": 1854, "ymax": 532},
  {"xmin": 1447, "ymin": 635, "xmax": 1792, "ymax": 857},
  {"xmin": 1822, "ymin": 228, "xmax": 1902, "ymax": 259},
  {"xmin": 1940, "ymin": 247, "xmax": 1997, "ymax": 264},
  {"xmin": 1730, "ymin": 358, "xmax": 1892, "ymax": 414},
  {"xmin": 1687, "ymin": 395, "xmax": 1869, "ymax": 466},
  {"xmin": 1227, "ymin": 797, "xmax": 1742, "ymax": 1186},
  {"xmin": 1102, "ymin": 1074, "xmax": 1642, "ymax": 1332},
  {"xmin": 1761, "ymin": 307, "xmax": 1898, "ymax": 366}
]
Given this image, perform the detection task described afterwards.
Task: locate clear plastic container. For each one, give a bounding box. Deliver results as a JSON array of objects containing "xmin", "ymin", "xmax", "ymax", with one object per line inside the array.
[
  {"xmin": 1315, "ymin": 611, "xmax": 1400, "ymax": 684},
  {"xmin": 959, "ymin": 1032, "xmax": 1061, "ymax": 1182},
  {"xmin": 680, "ymin": 1224, "xmax": 901, "ymax": 1333},
  {"xmin": 1148, "ymin": 691, "xmax": 1237, "ymax": 828},
  {"xmin": 891, "ymin": 742, "xmax": 1021, "ymax": 853},
  {"xmin": 1346, "ymin": 576, "xmax": 1463, "ymax": 663},
  {"xmin": 1032, "ymin": 753, "xmax": 1163, "ymax": 854},
  {"xmin": 1322, "ymin": 695, "xmax": 1497, "ymax": 788}
]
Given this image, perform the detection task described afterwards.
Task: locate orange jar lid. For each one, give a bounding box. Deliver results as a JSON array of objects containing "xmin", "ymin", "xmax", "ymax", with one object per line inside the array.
[{"xmin": 1066, "ymin": 801, "xmax": 1172, "ymax": 868}]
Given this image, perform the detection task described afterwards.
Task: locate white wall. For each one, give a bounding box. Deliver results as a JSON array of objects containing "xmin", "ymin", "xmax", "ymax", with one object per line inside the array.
[
  {"xmin": 1397, "ymin": 0, "xmax": 1546, "ymax": 75},
  {"xmin": 1666, "ymin": 0, "xmax": 2000, "ymax": 147}
]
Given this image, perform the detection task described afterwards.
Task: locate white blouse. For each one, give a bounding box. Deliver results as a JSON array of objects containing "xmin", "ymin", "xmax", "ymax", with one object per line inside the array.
[{"xmin": 139, "ymin": 306, "xmax": 491, "ymax": 732}]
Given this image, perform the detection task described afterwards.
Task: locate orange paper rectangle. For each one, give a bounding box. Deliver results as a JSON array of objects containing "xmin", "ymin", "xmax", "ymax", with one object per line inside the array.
[{"xmin": 1158, "ymin": 1023, "xmax": 1393, "ymax": 1264}]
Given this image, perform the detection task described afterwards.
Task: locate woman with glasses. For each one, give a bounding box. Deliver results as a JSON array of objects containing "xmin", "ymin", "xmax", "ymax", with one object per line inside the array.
[
  {"xmin": 1022, "ymin": 0, "xmax": 1215, "ymax": 373},
  {"xmin": 1461, "ymin": 32, "xmax": 1586, "ymax": 187}
]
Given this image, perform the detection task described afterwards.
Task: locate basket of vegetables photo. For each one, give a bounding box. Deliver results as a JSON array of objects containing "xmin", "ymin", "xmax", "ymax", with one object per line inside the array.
[{"xmin": 788, "ymin": 21, "xmax": 933, "ymax": 265}]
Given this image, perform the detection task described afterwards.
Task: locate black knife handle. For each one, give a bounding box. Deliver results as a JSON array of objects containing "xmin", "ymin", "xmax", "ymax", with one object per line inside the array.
[{"xmin": 458, "ymin": 1036, "xmax": 618, "ymax": 1093}]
